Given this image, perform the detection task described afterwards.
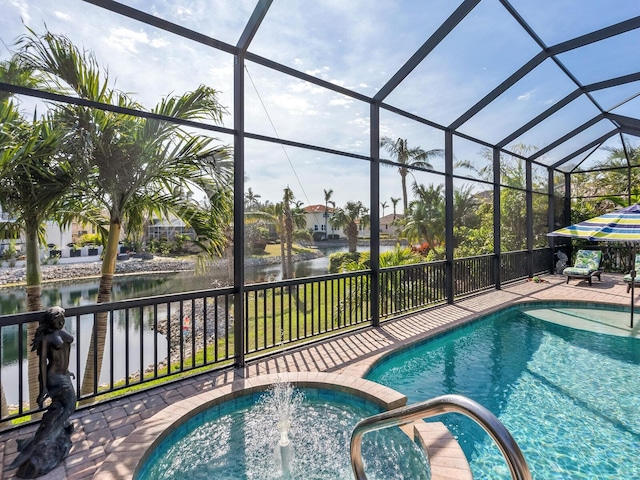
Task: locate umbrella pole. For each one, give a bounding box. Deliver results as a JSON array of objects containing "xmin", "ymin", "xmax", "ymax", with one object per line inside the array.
[{"xmin": 632, "ymin": 244, "xmax": 636, "ymax": 329}]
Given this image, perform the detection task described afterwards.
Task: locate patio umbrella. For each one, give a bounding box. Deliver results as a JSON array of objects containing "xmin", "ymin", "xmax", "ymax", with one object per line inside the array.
[{"xmin": 548, "ymin": 203, "xmax": 640, "ymax": 328}]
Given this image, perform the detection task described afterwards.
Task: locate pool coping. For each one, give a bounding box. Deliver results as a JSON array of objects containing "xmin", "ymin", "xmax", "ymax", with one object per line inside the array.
[{"xmin": 94, "ymin": 372, "xmax": 408, "ymax": 480}]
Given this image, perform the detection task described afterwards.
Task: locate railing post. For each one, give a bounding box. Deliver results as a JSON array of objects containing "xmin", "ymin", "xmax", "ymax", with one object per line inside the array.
[
  {"xmin": 493, "ymin": 148, "xmax": 502, "ymax": 290},
  {"xmin": 370, "ymin": 102, "xmax": 380, "ymax": 326},
  {"xmin": 233, "ymin": 52, "xmax": 246, "ymax": 368},
  {"xmin": 445, "ymin": 131, "xmax": 454, "ymax": 303},
  {"xmin": 526, "ymin": 160, "xmax": 534, "ymax": 277}
]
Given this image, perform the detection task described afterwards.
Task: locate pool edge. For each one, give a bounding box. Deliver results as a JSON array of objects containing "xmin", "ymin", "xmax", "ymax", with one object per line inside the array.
[{"xmin": 93, "ymin": 372, "xmax": 407, "ymax": 480}]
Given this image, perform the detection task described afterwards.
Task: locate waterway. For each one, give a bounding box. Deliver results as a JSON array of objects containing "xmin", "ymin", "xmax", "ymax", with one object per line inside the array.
[{"xmin": 1, "ymin": 245, "xmax": 394, "ymax": 405}]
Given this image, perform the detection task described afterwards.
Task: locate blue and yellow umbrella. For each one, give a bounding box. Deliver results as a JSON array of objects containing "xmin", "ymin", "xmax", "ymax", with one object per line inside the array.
[
  {"xmin": 548, "ymin": 204, "xmax": 640, "ymax": 243},
  {"xmin": 549, "ymin": 204, "xmax": 640, "ymax": 327}
]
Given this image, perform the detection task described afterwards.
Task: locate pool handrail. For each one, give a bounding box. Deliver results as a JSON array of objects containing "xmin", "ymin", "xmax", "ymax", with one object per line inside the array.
[{"xmin": 350, "ymin": 394, "xmax": 532, "ymax": 480}]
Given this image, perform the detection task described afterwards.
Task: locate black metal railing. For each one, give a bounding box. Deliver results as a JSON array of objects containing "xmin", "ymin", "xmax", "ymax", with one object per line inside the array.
[
  {"xmin": 531, "ymin": 248, "xmax": 551, "ymax": 275},
  {"xmin": 0, "ymin": 288, "xmax": 235, "ymax": 425},
  {"xmin": 453, "ymin": 254, "xmax": 495, "ymax": 297},
  {"xmin": 243, "ymin": 271, "xmax": 371, "ymax": 355},
  {"xmin": 379, "ymin": 261, "xmax": 447, "ymax": 319},
  {"xmin": 500, "ymin": 250, "xmax": 530, "ymax": 283},
  {"xmin": 0, "ymin": 249, "xmax": 555, "ymax": 428}
]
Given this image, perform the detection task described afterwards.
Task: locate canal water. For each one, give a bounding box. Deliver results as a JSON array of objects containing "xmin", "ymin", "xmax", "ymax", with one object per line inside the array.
[{"xmin": 0, "ymin": 245, "xmax": 393, "ymax": 405}]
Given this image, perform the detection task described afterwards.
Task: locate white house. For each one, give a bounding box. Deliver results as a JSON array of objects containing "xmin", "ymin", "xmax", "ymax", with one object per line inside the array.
[{"xmin": 302, "ymin": 205, "xmax": 341, "ymax": 240}]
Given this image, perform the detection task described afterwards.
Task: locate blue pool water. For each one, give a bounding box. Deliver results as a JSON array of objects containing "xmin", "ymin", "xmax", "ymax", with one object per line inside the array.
[
  {"xmin": 136, "ymin": 388, "xmax": 430, "ymax": 480},
  {"xmin": 366, "ymin": 303, "xmax": 640, "ymax": 479}
]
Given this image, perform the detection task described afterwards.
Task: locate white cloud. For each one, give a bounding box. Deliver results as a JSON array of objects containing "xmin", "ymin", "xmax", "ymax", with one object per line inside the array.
[
  {"xmin": 105, "ymin": 27, "xmax": 170, "ymax": 56},
  {"xmin": 54, "ymin": 11, "xmax": 70, "ymax": 21},
  {"xmin": 329, "ymin": 98, "xmax": 352, "ymax": 107},
  {"xmin": 105, "ymin": 27, "xmax": 149, "ymax": 55},
  {"xmin": 270, "ymin": 93, "xmax": 318, "ymax": 116},
  {"xmin": 518, "ymin": 90, "xmax": 535, "ymax": 101},
  {"xmin": 289, "ymin": 81, "xmax": 324, "ymax": 96}
]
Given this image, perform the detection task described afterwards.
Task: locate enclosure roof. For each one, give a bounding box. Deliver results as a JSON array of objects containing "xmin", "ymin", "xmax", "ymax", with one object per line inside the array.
[{"xmin": 2, "ymin": 0, "xmax": 639, "ymax": 176}]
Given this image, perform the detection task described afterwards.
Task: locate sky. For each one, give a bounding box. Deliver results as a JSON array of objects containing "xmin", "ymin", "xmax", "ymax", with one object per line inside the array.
[{"xmin": 2, "ymin": 0, "xmax": 640, "ymax": 208}]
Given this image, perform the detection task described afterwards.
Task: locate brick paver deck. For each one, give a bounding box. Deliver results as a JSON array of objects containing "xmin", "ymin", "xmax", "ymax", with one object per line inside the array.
[{"xmin": 1, "ymin": 273, "xmax": 635, "ymax": 479}]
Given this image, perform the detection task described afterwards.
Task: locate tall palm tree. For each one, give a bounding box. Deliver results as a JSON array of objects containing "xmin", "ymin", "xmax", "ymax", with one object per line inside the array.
[
  {"xmin": 283, "ymin": 188, "xmax": 294, "ymax": 279},
  {"xmin": 380, "ymin": 201, "xmax": 388, "ymax": 217},
  {"xmin": 331, "ymin": 201, "xmax": 369, "ymax": 253},
  {"xmin": 18, "ymin": 29, "xmax": 234, "ymax": 395},
  {"xmin": 281, "ymin": 188, "xmax": 308, "ymax": 278},
  {"xmin": 380, "ymin": 137, "xmax": 443, "ymax": 213},
  {"xmin": 263, "ymin": 202, "xmax": 287, "ymax": 278},
  {"xmin": 0, "ymin": 57, "xmax": 78, "ymax": 413},
  {"xmin": 390, "ymin": 197, "xmax": 401, "ymax": 219},
  {"xmin": 323, "ymin": 188, "xmax": 334, "ymax": 240}
]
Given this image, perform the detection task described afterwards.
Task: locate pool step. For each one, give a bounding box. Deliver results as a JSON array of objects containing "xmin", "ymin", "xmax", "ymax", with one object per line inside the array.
[{"xmin": 412, "ymin": 421, "xmax": 473, "ymax": 480}]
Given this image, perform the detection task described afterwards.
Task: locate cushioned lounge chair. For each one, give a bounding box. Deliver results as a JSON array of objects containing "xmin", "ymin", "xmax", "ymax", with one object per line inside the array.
[
  {"xmin": 623, "ymin": 253, "xmax": 640, "ymax": 293},
  {"xmin": 562, "ymin": 249, "xmax": 603, "ymax": 285}
]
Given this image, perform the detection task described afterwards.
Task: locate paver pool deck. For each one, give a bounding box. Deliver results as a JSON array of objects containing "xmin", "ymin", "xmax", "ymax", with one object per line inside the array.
[{"xmin": 1, "ymin": 273, "xmax": 637, "ymax": 479}]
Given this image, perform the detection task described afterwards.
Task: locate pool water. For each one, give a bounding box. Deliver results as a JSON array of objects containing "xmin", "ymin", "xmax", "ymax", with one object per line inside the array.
[
  {"xmin": 136, "ymin": 388, "xmax": 430, "ymax": 480},
  {"xmin": 366, "ymin": 303, "xmax": 640, "ymax": 479}
]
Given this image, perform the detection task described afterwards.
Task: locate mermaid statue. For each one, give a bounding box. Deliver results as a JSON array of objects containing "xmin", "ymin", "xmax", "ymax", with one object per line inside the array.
[{"xmin": 8, "ymin": 306, "xmax": 77, "ymax": 478}]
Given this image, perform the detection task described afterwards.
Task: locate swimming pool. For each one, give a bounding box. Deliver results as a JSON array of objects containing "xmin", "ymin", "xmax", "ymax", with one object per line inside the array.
[
  {"xmin": 366, "ymin": 302, "xmax": 640, "ymax": 479},
  {"xmin": 136, "ymin": 386, "xmax": 431, "ymax": 479}
]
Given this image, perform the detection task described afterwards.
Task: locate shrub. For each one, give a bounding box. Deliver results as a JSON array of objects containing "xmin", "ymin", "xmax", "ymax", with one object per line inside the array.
[
  {"xmin": 328, "ymin": 251, "xmax": 360, "ymax": 273},
  {"xmin": 78, "ymin": 233, "xmax": 102, "ymax": 246}
]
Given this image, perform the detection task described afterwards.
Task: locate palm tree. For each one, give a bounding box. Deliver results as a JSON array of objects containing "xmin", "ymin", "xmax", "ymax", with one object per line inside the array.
[
  {"xmin": 245, "ymin": 187, "xmax": 261, "ymax": 211},
  {"xmin": 390, "ymin": 197, "xmax": 401, "ymax": 219},
  {"xmin": 323, "ymin": 188, "xmax": 334, "ymax": 240},
  {"xmin": 331, "ymin": 201, "xmax": 369, "ymax": 253},
  {"xmin": 380, "ymin": 137, "xmax": 443, "ymax": 213},
  {"xmin": 380, "ymin": 201, "xmax": 388, "ymax": 217},
  {"xmin": 283, "ymin": 188, "xmax": 295, "ymax": 279},
  {"xmin": 0, "ymin": 57, "xmax": 78, "ymax": 413},
  {"xmin": 400, "ymin": 182, "xmax": 445, "ymax": 248},
  {"xmin": 279, "ymin": 188, "xmax": 309, "ymax": 278},
  {"xmin": 18, "ymin": 29, "xmax": 234, "ymax": 395},
  {"xmin": 263, "ymin": 202, "xmax": 287, "ymax": 278}
]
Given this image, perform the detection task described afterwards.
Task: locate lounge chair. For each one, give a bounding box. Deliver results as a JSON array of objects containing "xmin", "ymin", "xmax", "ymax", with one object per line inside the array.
[
  {"xmin": 623, "ymin": 253, "xmax": 640, "ymax": 293},
  {"xmin": 562, "ymin": 249, "xmax": 603, "ymax": 285}
]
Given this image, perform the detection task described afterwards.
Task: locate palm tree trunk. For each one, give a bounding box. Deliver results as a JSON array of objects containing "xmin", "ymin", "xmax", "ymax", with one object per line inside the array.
[
  {"xmin": 81, "ymin": 221, "xmax": 120, "ymax": 397},
  {"xmin": 284, "ymin": 205, "xmax": 293, "ymax": 280},
  {"xmin": 347, "ymin": 221, "xmax": 358, "ymax": 253},
  {"xmin": 279, "ymin": 232, "xmax": 287, "ymax": 279},
  {"xmin": 25, "ymin": 227, "xmax": 43, "ymax": 415},
  {"xmin": 401, "ymin": 170, "xmax": 409, "ymax": 214},
  {"xmin": 26, "ymin": 288, "xmax": 42, "ymax": 413},
  {"xmin": 286, "ymin": 234, "xmax": 293, "ymax": 279},
  {"xmin": 0, "ymin": 386, "xmax": 7, "ymax": 419}
]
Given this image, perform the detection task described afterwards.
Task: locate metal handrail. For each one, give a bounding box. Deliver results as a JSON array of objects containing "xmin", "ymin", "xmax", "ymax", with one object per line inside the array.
[{"xmin": 350, "ymin": 394, "xmax": 532, "ymax": 480}]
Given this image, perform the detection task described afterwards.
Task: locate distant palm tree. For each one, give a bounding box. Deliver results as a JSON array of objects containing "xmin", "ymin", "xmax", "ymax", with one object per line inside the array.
[
  {"xmin": 283, "ymin": 188, "xmax": 295, "ymax": 279},
  {"xmin": 323, "ymin": 188, "xmax": 334, "ymax": 240},
  {"xmin": 280, "ymin": 188, "xmax": 309, "ymax": 278},
  {"xmin": 331, "ymin": 201, "xmax": 369, "ymax": 253},
  {"xmin": 390, "ymin": 197, "xmax": 401, "ymax": 219},
  {"xmin": 380, "ymin": 201, "xmax": 388, "ymax": 217},
  {"xmin": 245, "ymin": 187, "xmax": 261, "ymax": 211},
  {"xmin": 381, "ymin": 137, "xmax": 443, "ymax": 213},
  {"xmin": 263, "ymin": 202, "xmax": 287, "ymax": 277}
]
